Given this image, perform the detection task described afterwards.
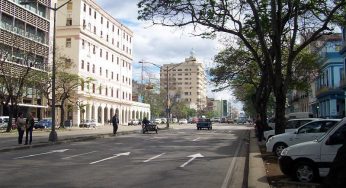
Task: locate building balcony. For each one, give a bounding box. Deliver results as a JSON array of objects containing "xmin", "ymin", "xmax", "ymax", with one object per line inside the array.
[
  {"xmin": 1, "ymin": 0, "xmax": 50, "ymax": 32},
  {"xmin": 315, "ymin": 86, "xmax": 344, "ymax": 99},
  {"xmin": 0, "ymin": 28, "xmax": 49, "ymax": 58}
]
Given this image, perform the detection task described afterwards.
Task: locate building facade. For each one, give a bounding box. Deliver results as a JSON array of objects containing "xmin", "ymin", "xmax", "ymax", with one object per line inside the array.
[
  {"xmin": 160, "ymin": 54, "xmax": 207, "ymax": 111},
  {"xmin": 315, "ymin": 34, "xmax": 344, "ymax": 118},
  {"xmin": 55, "ymin": 0, "xmax": 150, "ymax": 126},
  {"xmin": 0, "ymin": 0, "xmax": 52, "ymax": 119}
]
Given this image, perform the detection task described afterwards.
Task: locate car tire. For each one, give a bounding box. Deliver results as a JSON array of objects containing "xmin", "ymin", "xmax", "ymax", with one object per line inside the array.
[
  {"xmin": 273, "ymin": 142, "xmax": 288, "ymax": 157},
  {"xmin": 294, "ymin": 161, "xmax": 318, "ymax": 183}
]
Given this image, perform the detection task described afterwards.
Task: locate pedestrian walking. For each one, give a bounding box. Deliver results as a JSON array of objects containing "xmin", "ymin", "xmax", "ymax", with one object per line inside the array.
[
  {"xmin": 112, "ymin": 113, "xmax": 119, "ymax": 135},
  {"xmin": 25, "ymin": 112, "xmax": 35, "ymax": 145},
  {"xmin": 255, "ymin": 114, "xmax": 264, "ymax": 142},
  {"xmin": 16, "ymin": 112, "xmax": 26, "ymax": 144}
]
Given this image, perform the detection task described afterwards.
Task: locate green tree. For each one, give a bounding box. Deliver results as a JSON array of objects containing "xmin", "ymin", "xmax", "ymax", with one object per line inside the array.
[{"xmin": 138, "ymin": 0, "xmax": 342, "ymax": 133}]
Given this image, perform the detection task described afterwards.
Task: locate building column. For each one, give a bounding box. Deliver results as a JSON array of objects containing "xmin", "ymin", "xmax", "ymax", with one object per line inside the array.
[
  {"xmin": 87, "ymin": 104, "xmax": 91, "ymax": 120},
  {"xmin": 330, "ymin": 99, "xmax": 337, "ymax": 118},
  {"xmin": 73, "ymin": 107, "xmax": 80, "ymax": 127},
  {"xmin": 101, "ymin": 105, "xmax": 105, "ymax": 125}
]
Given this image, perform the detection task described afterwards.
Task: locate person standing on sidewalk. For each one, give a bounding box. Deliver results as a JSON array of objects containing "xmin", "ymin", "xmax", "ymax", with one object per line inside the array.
[
  {"xmin": 16, "ymin": 112, "xmax": 26, "ymax": 144},
  {"xmin": 112, "ymin": 113, "xmax": 119, "ymax": 135},
  {"xmin": 25, "ymin": 112, "xmax": 35, "ymax": 145}
]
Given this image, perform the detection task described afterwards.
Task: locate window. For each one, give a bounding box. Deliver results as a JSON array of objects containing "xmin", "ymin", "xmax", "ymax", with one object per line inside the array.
[
  {"xmin": 100, "ymin": 31, "xmax": 103, "ymax": 38},
  {"xmin": 117, "ymin": 57, "xmax": 119, "ymax": 64},
  {"xmin": 87, "ymin": 62, "xmax": 90, "ymax": 72},
  {"xmin": 117, "ymin": 74, "xmax": 119, "ymax": 81},
  {"xmin": 66, "ymin": 38, "xmax": 71, "ymax": 47},
  {"xmin": 100, "ymin": 49, "xmax": 102, "ymax": 57},
  {"xmin": 83, "ymin": 19, "xmax": 86, "ymax": 28},
  {"xmin": 83, "ymin": 3, "xmax": 86, "ymax": 12},
  {"xmin": 112, "ymin": 38, "xmax": 114, "ymax": 45},
  {"xmin": 101, "ymin": 17, "xmax": 103, "ymax": 24},
  {"xmin": 99, "ymin": 67, "xmax": 102, "ymax": 76},
  {"xmin": 106, "ymin": 35, "xmax": 109, "ymax": 42},
  {"xmin": 111, "ymin": 89, "xmax": 114, "ymax": 97},
  {"xmin": 92, "ymin": 64, "xmax": 95, "ymax": 73},
  {"xmin": 112, "ymin": 55, "xmax": 114, "ymax": 62},
  {"xmin": 92, "ymin": 84, "xmax": 95, "ymax": 93},
  {"xmin": 93, "ymin": 26, "xmax": 96, "ymax": 34},
  {"xmin": 67, "ymin": 2, "xmax": 73, "ymax": 10},
  {"xmin": 298, "ymin": 122, "xmax": 323, "ymax": 134},
  {"xmin": 107, "ymin": 21, "xmax": 109, "ymax": 28},
  {"xmin": 116, "ymin": 90, "xmax": 119, "ymax": 98},
  {"xmin": 99, "ymin": 85, "xmax": 102, "ymax": 94},
  {"xmin": 106, "ymin": 52, "xmax": 108, "ymax": 60},
  {"xmin": 94, "ymin": 12, "xmax": 97, "ymax": 19},
  {"xmin": 93, "ymin": 45, "xmax": 96, "ymax": 54},
  {"xmin": 81, "ymin": 60, "xmax": 84, "ymax": 69},
  {"xmin": 111, "ymin": 72, "xmax": 114, "ymax": 79},
  {"xmin": 105, "ymin": 87, "xmax": 108, "ymax": 96},
  {"xmin": 106, "ymin": 70, "xmax": 108, "ymax": 78},
  {"xmin": 66, "ymin": 18, "xmax": 72, "ymax": 26},
  {"xmin": 82, "ymin": 39, "xmax": 85, "ymax": 49},
  {"xmin": 81, "ymin": 81, "xmax": 84, "ymax": 91},
  {"xmin": 89, "ymin": 8, "xmax": 91, "ymax": 16},
  {"xmin": 112, "ymin": 25, "xmax": 114, "ymax": 32}
]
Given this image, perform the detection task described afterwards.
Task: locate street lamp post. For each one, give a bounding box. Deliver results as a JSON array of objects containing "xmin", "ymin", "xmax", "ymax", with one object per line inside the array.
[
  {"xmin": 21, "ymin": 0, "xmax": 72, "ymax": 142},
  {"xmin": 139, "ymin": 61, "xmax": 183, "ymax": 128}
]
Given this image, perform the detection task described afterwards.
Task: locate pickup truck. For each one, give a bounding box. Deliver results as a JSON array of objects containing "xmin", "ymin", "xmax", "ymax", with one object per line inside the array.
[{"xmin": 197, "ymin": 118, "xmax": 212, "ymax": 130}]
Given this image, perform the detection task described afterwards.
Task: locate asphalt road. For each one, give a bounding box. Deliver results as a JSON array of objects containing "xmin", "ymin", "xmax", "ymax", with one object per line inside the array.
[{"xmin": 0, "ymin": 124, "xmax": 250, "ymax": 188}]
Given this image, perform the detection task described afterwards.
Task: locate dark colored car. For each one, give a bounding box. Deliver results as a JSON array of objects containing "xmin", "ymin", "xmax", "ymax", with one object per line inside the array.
[
  {"xmin": 197, "ymin": 118, "xmax": 212, "ymax": 130},
  {"xmin": 34, "ymin": 118, "xmax": 53, "ymax": 129}
]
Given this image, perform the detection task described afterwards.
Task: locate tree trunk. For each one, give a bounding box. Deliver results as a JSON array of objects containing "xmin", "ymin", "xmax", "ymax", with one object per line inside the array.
[
  {"xmin": 253, "ymin": 66, "xmax": 272, "ymax": 128},
  {"xmin": 60, "ymin": 100, "xmax": 65, "ymax": 128},
  {"xmin": 274, "ymin": 83, "xmax": 286, "ymax": 135},
  {"xmin": 6, "ymin": 102, "xmax": 19, "ymax": 132}
]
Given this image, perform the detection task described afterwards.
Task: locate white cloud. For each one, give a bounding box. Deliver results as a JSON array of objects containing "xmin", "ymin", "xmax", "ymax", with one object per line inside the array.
[{"xmin": 96, "ymin": 0, "xmax": 242, "ymax": 110}]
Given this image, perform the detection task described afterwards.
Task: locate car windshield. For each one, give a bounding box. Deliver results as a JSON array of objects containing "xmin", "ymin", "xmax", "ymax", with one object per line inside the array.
[{"xmin": 316, "ymin": 121, "xmax": 340, "ymax": 142}]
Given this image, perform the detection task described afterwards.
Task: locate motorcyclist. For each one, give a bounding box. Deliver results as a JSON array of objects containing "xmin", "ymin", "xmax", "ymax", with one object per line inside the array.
[{"xmin": 142, "ymin": 117, "xmax": 150, "ymax": 127}]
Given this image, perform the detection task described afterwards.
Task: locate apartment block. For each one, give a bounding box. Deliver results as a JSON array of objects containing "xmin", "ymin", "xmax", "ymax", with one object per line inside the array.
[
  {"xmin": 160, "ymin": 54, "xmax": 207, "ymax": 110},
  {"xmin": 0, "ymin": 0, "xmax": 52, "ymax": 119},
  {"xmin": 55, "ymin": 0, "xmax": 149, "ymax": 126}
]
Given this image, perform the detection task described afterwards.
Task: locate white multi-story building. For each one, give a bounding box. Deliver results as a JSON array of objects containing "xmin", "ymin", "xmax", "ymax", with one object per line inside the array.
[
  {"xmin": 55, "ymin": 0, "xmax": 150, "ymax": 126},
  {"xmin": 160, "ymin": 53, "xmax": 207, "ymax": 110}
]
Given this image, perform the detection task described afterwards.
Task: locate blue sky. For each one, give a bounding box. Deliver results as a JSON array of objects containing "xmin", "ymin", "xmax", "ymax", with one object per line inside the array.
[{"xmin": 95, "ymin": 0, "xmax": 242, "ymax": 109}]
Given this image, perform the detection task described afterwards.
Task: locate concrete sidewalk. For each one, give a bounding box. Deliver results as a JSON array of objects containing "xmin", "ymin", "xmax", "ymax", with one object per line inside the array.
[{"xmin": 248, "ymin": 129, "xmax": 271, "ymax": 188}]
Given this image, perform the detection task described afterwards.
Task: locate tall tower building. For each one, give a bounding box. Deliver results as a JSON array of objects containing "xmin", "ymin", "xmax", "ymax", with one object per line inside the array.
[
  {"xmin": 0, "ymin": 0, "xmax": 52, "ymax": 118},
  {"xmin": 55, "ymin": 0, "xmax": 150, "ymax": 126},
  {"xmin": 160, "ymin": 53, "xmax": 207, "ymax": 110}
]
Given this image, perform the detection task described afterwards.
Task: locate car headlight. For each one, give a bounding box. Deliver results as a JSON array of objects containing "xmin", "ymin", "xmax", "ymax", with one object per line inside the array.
[{"xmin": 281, "ymin": 148, "xmax": 289, "ymax": 156}]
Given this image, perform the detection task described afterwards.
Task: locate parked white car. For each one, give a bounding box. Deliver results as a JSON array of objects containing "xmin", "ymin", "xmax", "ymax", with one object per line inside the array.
[
  {"xmin": 264, "ymin": 118, "xmax": 320, "ymax": 140},
  {"xmin": 154, "ymin": 118, "xmax": 161, "ymax": 124},
  {"xmin": 266, "ymin": 119, "xmax": 340, "ymax": 156},
  {"xmin": 279, "ymin": 117, "xmax": 346, "ymax": 183},
  {"xmin": 179, "ymin": 119, "xmax": 188, "ymax": 124}
]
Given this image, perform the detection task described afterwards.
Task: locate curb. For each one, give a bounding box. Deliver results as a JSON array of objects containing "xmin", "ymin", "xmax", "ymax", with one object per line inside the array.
[{"xmin": 248, "ymin": 129, "xmax": 271, "ymax": 188}]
